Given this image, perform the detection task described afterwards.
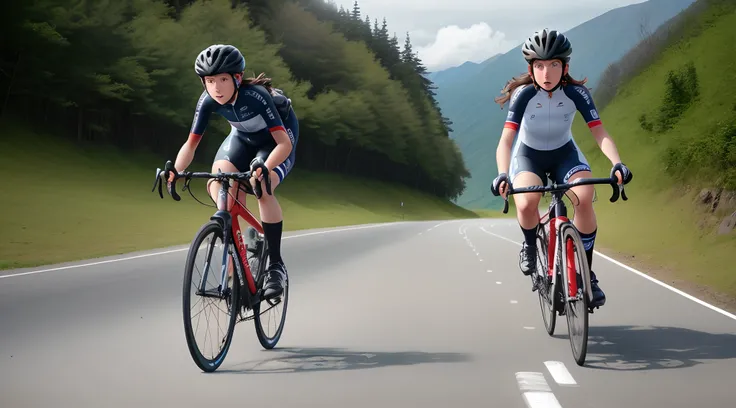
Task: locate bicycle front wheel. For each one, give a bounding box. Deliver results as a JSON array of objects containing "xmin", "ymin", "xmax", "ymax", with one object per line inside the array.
[
  {"xmin": 560, "ymin": 224, "xmax": 590, "ymax": 366},
  {"xmin": 182, "ymin": 220, "xmax": 240, "ymax": 372},
  {"xmin": 536, "ymin": 224, "xmax": 556, "ymax": 336}
]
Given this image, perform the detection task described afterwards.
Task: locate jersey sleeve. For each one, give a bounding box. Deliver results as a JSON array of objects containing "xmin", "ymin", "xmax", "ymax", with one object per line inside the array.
[
  {"xmin": 564, "ymin": 85, "xmax": 602, "ymax": 129},
  {"xmin": 242, "ymin": 86, "xmax": 286, "ymax": 133},
  {"xmin": 189, "ymin": 91, "xmax": 214, "ymax": 136},
  {"xmin": 503, "ymin": 85, "xmax": 535, "ymax": 131}
]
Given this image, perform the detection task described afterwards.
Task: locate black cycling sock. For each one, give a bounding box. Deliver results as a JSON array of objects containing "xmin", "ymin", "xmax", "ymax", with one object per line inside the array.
[
  {"xmin": 521, "ymin": 225, "xmax": 537, "ymax": 247},
  {"xmin": 579, "ymin": 229, "xmax": 597, "ymax": 270},
  {"xmin": 262, "ymin": 221, "xmax": 283, "ymax": 265}
]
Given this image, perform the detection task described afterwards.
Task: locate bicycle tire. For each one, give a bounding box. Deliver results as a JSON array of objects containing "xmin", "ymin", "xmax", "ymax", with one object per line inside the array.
[
  {"xmin": 560, "ymin": 224, "xmax": 590, "ymax": 366},
  {"xmin": 536, "ymin": 225, "xmax": 556, "ymax": 336},
  {"xmin": 182, "ymin": 220, "xmax": 240, "ymax": 372},
  {"xmin": 252, "ymin": 239, "xmax": 289, "ymax": 350}
]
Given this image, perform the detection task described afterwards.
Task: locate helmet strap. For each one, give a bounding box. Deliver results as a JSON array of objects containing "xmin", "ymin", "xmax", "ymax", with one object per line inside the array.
[{"xmin": 226, "ymin": 74, "xmax": 242, "ymax": 104}]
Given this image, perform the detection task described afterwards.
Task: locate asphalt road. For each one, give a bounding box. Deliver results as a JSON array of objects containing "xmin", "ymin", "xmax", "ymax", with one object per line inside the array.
[{"xmin": 1, "ymin": 219, "xmax": 735, "ymax": 408}]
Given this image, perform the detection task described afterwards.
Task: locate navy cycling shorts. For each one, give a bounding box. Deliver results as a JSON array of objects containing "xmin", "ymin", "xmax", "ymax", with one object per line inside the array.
[{"xmin": 509, "ymin": 139, "xmax": 591, "ymax": 186}]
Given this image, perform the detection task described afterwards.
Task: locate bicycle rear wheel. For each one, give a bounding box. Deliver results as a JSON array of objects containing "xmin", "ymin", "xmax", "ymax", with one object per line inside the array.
[
  {"xmin": 182, "ymin": 220, "xmax": 240, "ymax": 372},
  {"xmin": 536, "ymin": 224, "xmax": 556, "ymax": 336},
  {"xmin": 252, "ymin": 238, "xmax": 289, "ymax": 350},
  {"xmin": 560, "ymin": 224, "xmax": 589, "ymax": 366}
]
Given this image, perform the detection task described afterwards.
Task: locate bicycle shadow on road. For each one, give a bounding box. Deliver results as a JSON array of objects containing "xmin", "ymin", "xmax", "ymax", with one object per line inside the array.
[
  {"xmin": 214, "ymin": 347, "xmax": 472, "ymax": 375},
  {"xmin": 570, "ymin": 325, "xmax": 736, "ymax": 371}
]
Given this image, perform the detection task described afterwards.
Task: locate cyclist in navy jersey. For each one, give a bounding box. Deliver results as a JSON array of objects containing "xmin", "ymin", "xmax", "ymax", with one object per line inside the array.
[
  {"xmin": 490, "ymin": 29, "xmax": 632, "ymax": 308},
  {"xmin": 167, "ymin": 44, "xmax": 297, "ymax": 300}
]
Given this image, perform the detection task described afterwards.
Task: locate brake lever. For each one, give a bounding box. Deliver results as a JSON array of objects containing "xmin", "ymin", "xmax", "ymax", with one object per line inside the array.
[
  {"xmin": 264, "ymin": 168, "xmax": 272, "ymax": 196},
  {"xmin": 501, "ymin": 181, "xmax": 512, "ymax": 214},
  {"xmin": 254, "ymin": 162, "xmax": 273, "ymax": 196},
  {"xmin": 163, "ymin": 160, "xmax": 181, "ymax": 201},
  {"xmin": 152, "ymin": 167, "xmax": 165, "ymax": 199},
  {"xmin": 609, "ymin": 177, "xmax": 620, "ymax": 203},
  {"xmin": 152, "ymin": 168, "xmax": 162, "ymax": 193},
  {"xmin": 614, "ymin": 170, "xmax": 629, "ymax": 202},
  {"xmin": 168, "ymin": 181, "xmax": 181, "ymax": 201},
  {"xmin": 253, "ymin": 175, "xmax": 262, "ymax": 199}
]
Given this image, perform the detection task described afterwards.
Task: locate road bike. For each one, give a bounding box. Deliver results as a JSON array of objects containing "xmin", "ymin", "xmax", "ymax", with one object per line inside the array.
[
  {"xmin": 151, "ymin": 160, "xmax": 288, "ymax": 372},
  {"xmin": 494, "ymin": 173, "xmax": 629, "ymax": 366}
]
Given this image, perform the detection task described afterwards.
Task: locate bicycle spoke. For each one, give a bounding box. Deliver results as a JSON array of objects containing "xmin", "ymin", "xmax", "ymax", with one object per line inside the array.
[
  {"xmin": 182, "ymin": 221, "xmax": 239, "ymax": 372},
  {"xmin": 562, "ymin": 226, "xmax": 589, "ymax": 366},
  {"xmin": 253, "ymin": 248, "xmax": 289, "ymax": 350}
]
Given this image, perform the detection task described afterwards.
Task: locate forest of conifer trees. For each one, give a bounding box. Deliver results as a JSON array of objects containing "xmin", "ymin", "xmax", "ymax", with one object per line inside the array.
[{"xmin": 0, "ymin": 0, "xmax": 469, "ymax": 199}]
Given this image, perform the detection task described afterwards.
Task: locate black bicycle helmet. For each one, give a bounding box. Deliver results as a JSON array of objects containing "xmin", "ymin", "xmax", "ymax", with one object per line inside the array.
[
  {"xmin": 194, "ymin": 44, "xmax": 245, "ymax": 77},
  {"xmin": 521, "ymin": 29, "xmax": 572, "ymax": 64}
]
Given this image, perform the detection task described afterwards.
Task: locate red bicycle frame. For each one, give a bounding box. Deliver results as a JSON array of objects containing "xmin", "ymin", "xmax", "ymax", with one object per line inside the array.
[
  {"xmin": 218, "ymin": 184, "xmax": 264, "ymax": 296},
  {"xmin": 538, "ymin": 207, "xmax": 578, "ymax": 298},
  {"xmin": 496, "ymin": 174, "xmax": 627, "ymax": 308}
]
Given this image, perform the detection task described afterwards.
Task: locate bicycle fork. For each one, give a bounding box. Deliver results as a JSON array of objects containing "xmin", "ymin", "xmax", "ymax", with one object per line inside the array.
[{"xmin": 556, "ymin": 223, "xmax": 594, "ymax": 307}]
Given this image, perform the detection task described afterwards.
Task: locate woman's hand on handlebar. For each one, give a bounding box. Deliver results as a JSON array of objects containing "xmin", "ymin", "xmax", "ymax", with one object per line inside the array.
[{"xmin": 491, "ymin": 173, "xmax": 510, "ymax": 199}]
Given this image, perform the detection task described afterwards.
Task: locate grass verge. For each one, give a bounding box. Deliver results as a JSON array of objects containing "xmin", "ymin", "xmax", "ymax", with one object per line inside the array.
[
  {"xmin": 0, "ymin": 119, "xmax": 478, "ymax": 270},
  {"xmin": 570, "ymin": 3, "xmax": 736, "ymax": 304}
]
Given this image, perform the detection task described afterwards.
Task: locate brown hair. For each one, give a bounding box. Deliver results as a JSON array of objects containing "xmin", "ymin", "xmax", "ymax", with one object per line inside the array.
[
  {"xmin": 494, "ymin": 69, "xmax": 588, "ymax": 108},
  {"xmin": 242, "ymin": 72, "xmax": 274, "ymax": 93}
]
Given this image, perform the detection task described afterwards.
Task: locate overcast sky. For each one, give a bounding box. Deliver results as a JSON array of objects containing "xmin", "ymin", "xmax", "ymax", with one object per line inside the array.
[{"xmin": 330, "ymin": 0, "xmax": 650, "ymax": 71}]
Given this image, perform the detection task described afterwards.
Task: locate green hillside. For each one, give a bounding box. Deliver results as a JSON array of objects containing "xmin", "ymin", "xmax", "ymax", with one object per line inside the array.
[
  {"xmin": 0, "ymin": 118, "xmax": 477, "ymax": 270},
  {"xmin": 0, "ymin": 0, "xmax": 481, "ymax": 269},
  {"xmin": 431, "ymin": 0, "xmax": 696, "ymax": 209},
  {"xmin": 0, "ymin": 0, "xmax": 467, "ymax": 203},
  {"xmin": 571, "ymin": 0, "xmax": 736, "ymax": 300}
]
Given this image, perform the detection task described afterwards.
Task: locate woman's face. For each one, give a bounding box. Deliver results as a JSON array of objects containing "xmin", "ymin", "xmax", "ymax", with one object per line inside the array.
[
  {"xmin": 529, "ymin": 59, "xmax": 568, "ymax": 91},
  {"xmin": 204, "ymin": 73, "xmax": 241, "ymax": 104}
]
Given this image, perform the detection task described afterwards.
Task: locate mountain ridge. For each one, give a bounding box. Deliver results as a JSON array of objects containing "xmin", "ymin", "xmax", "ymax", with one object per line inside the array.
[{"xmin": 430, "ymin": 0, "xmax": 697, "ymax": 209}]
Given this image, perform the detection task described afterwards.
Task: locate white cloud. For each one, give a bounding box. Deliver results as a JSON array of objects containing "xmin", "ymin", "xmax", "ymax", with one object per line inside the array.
[{"xmin": 415, "ymin": 22, "xmax": 515, "ymax": 71}]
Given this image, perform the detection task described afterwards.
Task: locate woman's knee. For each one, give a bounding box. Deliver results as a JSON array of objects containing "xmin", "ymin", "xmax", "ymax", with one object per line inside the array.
[
  {"xmin": 572, "ymin": 186, "xmax": 594, "ymax": 207},
  {"xmin": 511, "ymin": 171, "xmax": 542, "ymax": 213},
  {"xmin": 514, "ymin": 194, "xmax": 541, "ymax": 215},
  {"xmin": 567, "ymin": 171, "xmax": 595, "ymax": 205}
]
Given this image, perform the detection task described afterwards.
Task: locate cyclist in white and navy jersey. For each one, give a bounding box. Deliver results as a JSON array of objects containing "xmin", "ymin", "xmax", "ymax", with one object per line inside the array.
[
  {"xmin": 490, "ymin": 29, "xmax": 632, "ymax": 308},
  {"xmin": 167, "ymin": 44, "xmax": 297, "ymax": 301}
]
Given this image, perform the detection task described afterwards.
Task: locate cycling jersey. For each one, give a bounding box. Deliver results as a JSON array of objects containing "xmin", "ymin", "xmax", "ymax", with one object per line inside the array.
[
  {"xmin": 191, "ymin": 83, "xmax": 299, "ymax": 182},
  {"xmin": 190, "ymin": 83, "xmax": 293, "ymax": 147},
  {"xmin": 504, "ymin": 83, "xmax": 602, "ymax": 151}
]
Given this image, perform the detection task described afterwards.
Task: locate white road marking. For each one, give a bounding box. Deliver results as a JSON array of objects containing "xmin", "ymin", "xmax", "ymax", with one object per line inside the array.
[
  {"xmin": 593, "ymin": 250, "xmax": 736, "ymax": 321},
  {"xmin": 425, "ymin": 220, "xmax": 454, "ymax": 233},
  {"xmin": 523, "ymin": 326, "xmax": 535, "ymax": 330},
  {"xmin": 0, "ymin": 222, "xmax": 402, "ymax": 280},
  {"xmin": 544, "ymin": 361, "xmax": 577, "ymax": 386},
  {"xmin": 515, "ymin": 372, "xmax": 562, "ymax": 408},
  {"xmin": 516, "ymin": 371, "xmax": 551, "ymax": 392},
  {"xmin": 511, "ymin": 300, "xmax": 518, "ymax": 304},
  {"xmin": 478, "ymin": 226, "xmax": 736, "ymax": 322},
  {"xmin": 487, "ymin": 269, "xmax": 493, "ymax": 273},
  {"xmin": 523, "ymin": 392, "xmax": 563, "ymax": 408},
  {"xmin": 496, "ymin": 281, "xmax": 502, "ymax": 285},
  {"xmin": 480, "ymin": 227, "xmax": 519, "ymax": 245}
]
